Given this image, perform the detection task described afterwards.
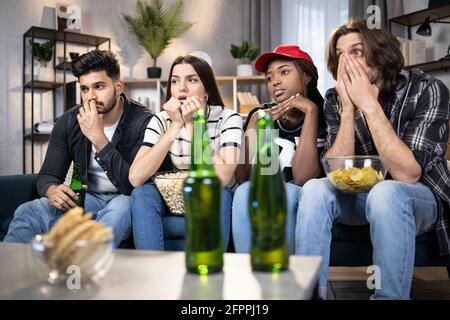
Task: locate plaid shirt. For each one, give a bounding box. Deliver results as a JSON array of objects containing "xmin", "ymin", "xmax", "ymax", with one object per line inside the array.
[{"xmin": 323, "ymin": 68, "xmax": 450, "ymax": 256}]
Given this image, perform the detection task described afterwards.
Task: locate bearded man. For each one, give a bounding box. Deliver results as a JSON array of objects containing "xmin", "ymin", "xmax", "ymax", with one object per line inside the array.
[{"xmin": 5, "ymin": 50, "xmax": 151, "ymax": 247}]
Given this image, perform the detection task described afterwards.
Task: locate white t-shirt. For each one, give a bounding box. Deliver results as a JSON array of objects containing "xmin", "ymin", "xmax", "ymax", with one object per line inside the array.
[
  {"xmin": 143, "ymin": 105, "xmax": 243, "ymax": 189},
  {"xmin": 87, "ymin": 116, "xmax": 121, "ymax": 193}
]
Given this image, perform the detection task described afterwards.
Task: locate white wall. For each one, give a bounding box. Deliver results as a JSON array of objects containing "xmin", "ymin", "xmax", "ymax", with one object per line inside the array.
[{"xmin": 0, "ymin": 0, "xmax": 246, "ymax": 175}]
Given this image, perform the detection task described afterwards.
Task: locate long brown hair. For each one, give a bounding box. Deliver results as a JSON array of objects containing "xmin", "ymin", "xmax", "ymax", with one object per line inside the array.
[
  {"xmin": 327, "ymin": 19, "xmax": 406, "ymax": 102},
  {"xmin": 165, "ymin": 55, "xmax": 225, "ymax": 108}
]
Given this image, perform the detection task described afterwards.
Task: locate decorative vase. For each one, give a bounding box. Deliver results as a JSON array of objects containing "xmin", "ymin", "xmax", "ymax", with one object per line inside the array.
[
  {"xmin": 147, "ymin": 67, "xmax": 162, "ymax": 78},
  {"xmin": 236, "ymin": 64, "xmax": 253, "ymax": 77},
  {"xmin": 35, "ymin": 63, "xmax": 54, "ymax": 82}
]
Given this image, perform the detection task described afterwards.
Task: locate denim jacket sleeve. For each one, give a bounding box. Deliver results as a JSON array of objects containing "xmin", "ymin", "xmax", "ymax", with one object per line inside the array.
[{"xmin": 36, "ymin": 114, "xmax": 72, "ymax": 197}]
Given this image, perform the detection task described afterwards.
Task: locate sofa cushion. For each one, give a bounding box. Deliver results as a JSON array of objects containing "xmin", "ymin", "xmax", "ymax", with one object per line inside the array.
[
  {"xmin": 0, "ymin": 174, "xmax": 39, "ymax": 228},
  {"xmin": 332, "ymin": 224, "xmax": 371, "ymax": 242},
  {"xmin": 332, "ymin": 223, "xmax": 438, "ymax": 243},
  {"xmin": 0, "ymin": 217, "xmax": 12, "ymax": 241}
]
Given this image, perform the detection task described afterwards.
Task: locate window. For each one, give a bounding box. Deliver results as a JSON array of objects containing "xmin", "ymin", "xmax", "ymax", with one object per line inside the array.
[{"xmin": 282, "ymin": 0, "xmax": 349, "ymax": 95}]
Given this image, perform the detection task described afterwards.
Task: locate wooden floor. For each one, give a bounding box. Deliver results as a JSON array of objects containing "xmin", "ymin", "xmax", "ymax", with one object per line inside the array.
[{"xmin": 326, "ymin": 267, "xmax": 450, "ymax": 300}]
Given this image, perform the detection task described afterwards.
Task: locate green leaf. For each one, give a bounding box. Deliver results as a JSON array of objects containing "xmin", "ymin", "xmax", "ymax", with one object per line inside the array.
[
  {"xmin": 229, "ymin": 40, "xmax": 261, "ymax": 63},
  {"xmin": 29, "ymin": 40, "xmax": 54, "ymax": 66},
  {"xmin": 122, "ymin": 0, "xmax": 195, "ymax": 66}
]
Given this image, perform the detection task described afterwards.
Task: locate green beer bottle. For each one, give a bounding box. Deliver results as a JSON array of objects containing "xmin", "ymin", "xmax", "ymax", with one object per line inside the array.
[
  {"xmin": 70, "ymin": 161, "xmax": 85, "ymax": 208},
  {"xmin": 183, "ymin": 108, "xmax": 223, "ymax": 275},
  {"xmin": 249, "ymin": 110, "xmax": 289, "ymax": 272}
]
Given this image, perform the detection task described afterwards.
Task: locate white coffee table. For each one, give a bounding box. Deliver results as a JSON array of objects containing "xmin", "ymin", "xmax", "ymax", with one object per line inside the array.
[{"xmin": 0, "ymin": 242, "xmax": 321, "ymax": 300}]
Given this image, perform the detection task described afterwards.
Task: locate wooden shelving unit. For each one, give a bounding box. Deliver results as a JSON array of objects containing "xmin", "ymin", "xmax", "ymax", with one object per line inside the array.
[
  {"xmin": 22, "ymin": 26, "xmax": 111, "ymax": 173},
  {"xmin": 405, "ymin": 59, "xmax": 450, "ymax": 72},
  {"xmin": 389, "ymin": 5, "xmax": 450, "ymax": 28},
  {"xmin": 123, "ymin": 75, "xmax": 266, "ymax": 115},
  {"xmin": 389, "ymin": 4, "xmax": 450, "ymax": 73}
]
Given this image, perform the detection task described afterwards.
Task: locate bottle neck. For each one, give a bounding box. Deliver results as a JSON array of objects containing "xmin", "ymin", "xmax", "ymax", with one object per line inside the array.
[
  {"xmin": 190, "ymin": 110, "xmax": 215, "ymax": 176},
  {"xmin": 70, "ymin": 162, "xmax": 82, "ymax": 188},
  {"xmin": 256, "ymin": 112, "xmax": 275, "ymax": 167}
]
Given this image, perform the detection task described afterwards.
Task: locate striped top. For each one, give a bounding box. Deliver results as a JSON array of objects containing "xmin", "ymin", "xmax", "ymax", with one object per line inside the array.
[{"xmin": 143, "ymin": 105, "xmax": 243, "ymax": 189}]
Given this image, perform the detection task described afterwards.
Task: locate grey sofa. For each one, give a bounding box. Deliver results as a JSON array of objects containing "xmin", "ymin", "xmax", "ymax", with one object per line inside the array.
[{"xmin": 1, "ymin": 174, "xmax": 449, "ymax": 278}]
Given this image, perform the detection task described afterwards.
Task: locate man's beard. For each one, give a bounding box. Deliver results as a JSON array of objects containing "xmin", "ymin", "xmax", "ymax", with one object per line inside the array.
[{"xmin": 97, "ymin": 89, "xmax": 118, "ymax": 114}]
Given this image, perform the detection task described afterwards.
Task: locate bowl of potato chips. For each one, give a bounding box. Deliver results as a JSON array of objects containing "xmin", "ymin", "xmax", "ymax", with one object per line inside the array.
[
  {"xmin": 322, "ymin": 156, "xmax": 389, "ymax": 193},
  {"xmin": 31, "ymin": 207, "xmax": 114, "ymax": 285}
]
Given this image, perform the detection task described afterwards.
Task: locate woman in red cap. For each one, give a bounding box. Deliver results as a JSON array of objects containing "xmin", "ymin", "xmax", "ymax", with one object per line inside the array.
[{"xmin": 232, "ymin": 44, "xmax": 327, "ymax": 254}]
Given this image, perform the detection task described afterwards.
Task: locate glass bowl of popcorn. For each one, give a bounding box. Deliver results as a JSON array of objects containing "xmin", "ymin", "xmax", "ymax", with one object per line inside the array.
[
  {"xmin": 154, "ymin": 171, "xmax": 189, "ymax": 214},
  {"xmin": 321, "ymin": 156, "xmax": 389, "ymax": 193}
]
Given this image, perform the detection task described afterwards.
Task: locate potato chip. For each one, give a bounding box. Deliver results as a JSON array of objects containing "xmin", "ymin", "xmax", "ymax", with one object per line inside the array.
[
  {"xmin": 328, "ymin": 166, "xmax": 385, "ymax": 192},
  {"xmin": 349, "ymin": 168, "xmax": 363, "ymax": 182}
]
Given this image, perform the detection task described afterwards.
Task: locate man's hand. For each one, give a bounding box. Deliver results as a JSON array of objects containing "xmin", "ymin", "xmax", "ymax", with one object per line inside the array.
[
  {"xmin": 336, "ymin": 55, "xmax": 355, "ymax": 114},
  {"xmin": 163, "ymin": 97, "xmax": 184, "ymax": 127},
  {"xmin": 342, "ymin": 55, "xmax": 379, "ymax": 114},
  {"xmin": 46, "ymin": 184, "xmax": 78, "ymax": 210},
  {"xmin": 77, "ymin": 99, "xmax": 108, "ymax": 151}
]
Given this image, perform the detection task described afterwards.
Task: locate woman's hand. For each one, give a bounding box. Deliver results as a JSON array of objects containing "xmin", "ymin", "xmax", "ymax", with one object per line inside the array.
[
  {"xmin": 270, "ymin": 95, "xmax": 297, "ymax": 121},
  {"xmin": 272, "ymin": 94, "xmax": 317, "ymax": 122},
  {"xmin": 181, "ymin": 95, "xmax": 205, "ymax": 125},
  {"xmin": 163, "ymin": 97, "xmax": 184, "ymax": 127},
  {"xmin": 290, "ymin": 94, "xmax": 317, "ymax": 114}
]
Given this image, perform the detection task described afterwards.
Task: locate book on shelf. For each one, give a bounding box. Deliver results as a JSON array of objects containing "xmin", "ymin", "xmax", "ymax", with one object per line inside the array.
[
  {"xmin": 397, "ymin": 37, "xmax": 426, "ymax": 66},
  {"xmin": 237, "ymin": 91, "xmax": 260, "ymax": 114}
]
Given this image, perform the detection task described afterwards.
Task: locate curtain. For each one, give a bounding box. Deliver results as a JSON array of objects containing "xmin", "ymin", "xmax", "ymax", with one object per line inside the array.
[
  {"xmin": 240, "ymin": 0, "xmax": 282, "ymax": 103},
  {"xmin": 241, "ymin": 0, "xmax": 282, "ymax": 53},
  {"xmin": 281, "ymin": 0, "xmax": 349, "ymax": 95}
]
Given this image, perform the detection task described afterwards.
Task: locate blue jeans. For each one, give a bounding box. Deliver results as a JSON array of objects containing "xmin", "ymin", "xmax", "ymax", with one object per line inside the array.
[
  {"xmin": 131, "ymin": 183, "xmax": 233, "ymax": 250},
  {"xmin": 295, "ymin": 178, "xmax": 438, "ymax": 300},
  {"xmin": 231, "ymin": 181, "xmax": 302, "ymax": 254},
  {"xmin": 4, "ymin": 192, "xmax": 132, "ymax": 248}
]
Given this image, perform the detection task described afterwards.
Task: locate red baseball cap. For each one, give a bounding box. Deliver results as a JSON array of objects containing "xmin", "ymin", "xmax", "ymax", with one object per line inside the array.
[{"xmin": 254, "ymin": 44, "xmax": 314, "ymax": 73}]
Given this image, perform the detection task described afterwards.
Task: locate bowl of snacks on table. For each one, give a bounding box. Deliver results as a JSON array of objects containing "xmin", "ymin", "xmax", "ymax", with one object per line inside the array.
[
  {"xmin": 31, "ymin": 207, "xmax": 114, "ymax": 285},
  {"xmin": 154, "ymin": 171, "xmax": 189, "ymax": 214},
  {"xmin": 321, "ymin": 156, "xmax": 389, "ymax": 193}
]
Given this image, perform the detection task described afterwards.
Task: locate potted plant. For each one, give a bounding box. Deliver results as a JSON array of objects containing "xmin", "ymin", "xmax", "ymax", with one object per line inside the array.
[
  {"xmin": 123, "ymin": 0, "xmax": 195, "ymax": 78},
  {"xmin": 230, "ymin": 41, "xmax": 260, "ymax": 76},
  {"xmin": 29, "ymin": 40, "xmax": 55, "ymax": 81}
]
